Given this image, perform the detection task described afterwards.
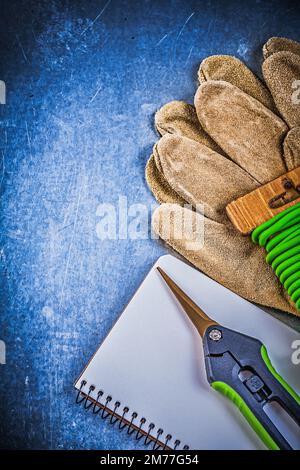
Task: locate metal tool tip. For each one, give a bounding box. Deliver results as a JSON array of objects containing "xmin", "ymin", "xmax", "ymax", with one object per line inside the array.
[
  {"xmin": 156, "ymin": 265, "xmax": 218, "ymax": 337},
  {"xmin": 157, "ymin": 266, "xmax": 169, "ymax": 281}
]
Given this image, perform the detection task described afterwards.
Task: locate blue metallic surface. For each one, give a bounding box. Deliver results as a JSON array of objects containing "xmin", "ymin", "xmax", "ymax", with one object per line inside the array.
[{"xmin": 0, "ymin": 0, "xmax": 300, "ymax": 450}]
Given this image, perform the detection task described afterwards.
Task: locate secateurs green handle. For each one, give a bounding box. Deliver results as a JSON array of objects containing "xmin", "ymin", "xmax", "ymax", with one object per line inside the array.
[
  {"xmin": 157, "ymin": 267, "xmax": 300, "ymax": 450},
  {"xmin": 203, "ymin": 324, "xmax": 300, "ymax": 450}
]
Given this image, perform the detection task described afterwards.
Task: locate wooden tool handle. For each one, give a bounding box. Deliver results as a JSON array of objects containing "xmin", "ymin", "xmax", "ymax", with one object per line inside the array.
[{"xmin": 226, "ymin": 167, "xmax": 300, "ymax": 235}]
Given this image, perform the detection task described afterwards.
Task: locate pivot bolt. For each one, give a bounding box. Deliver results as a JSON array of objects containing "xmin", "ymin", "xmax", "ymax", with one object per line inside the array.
[{"xmin": 209, "ymin": 329, "xmax": 222, "ymax": 341}]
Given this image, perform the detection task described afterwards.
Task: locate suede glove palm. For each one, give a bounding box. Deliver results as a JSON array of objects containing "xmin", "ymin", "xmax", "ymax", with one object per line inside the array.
[{"xmin": 146, "ymin": 38, "xmax": 300, "ymax": 316}]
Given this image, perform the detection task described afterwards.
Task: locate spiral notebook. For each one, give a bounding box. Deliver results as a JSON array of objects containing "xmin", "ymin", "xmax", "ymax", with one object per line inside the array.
[{"xmin": 74, "ymin": 254, "xmax": 300, "ymax": 450}]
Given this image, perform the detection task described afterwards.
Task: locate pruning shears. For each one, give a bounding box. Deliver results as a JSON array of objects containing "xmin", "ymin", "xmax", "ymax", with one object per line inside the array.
[{"xmin": 157, "ymin": 267, "xmax": 300, "ymax": 450}]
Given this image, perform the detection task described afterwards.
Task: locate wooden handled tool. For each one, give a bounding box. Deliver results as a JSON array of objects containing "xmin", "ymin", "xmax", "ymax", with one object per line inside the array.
[
  {"xmin": 226, "ymin": 167, "xmax": 300, "ymax": 235},
  {"xmin": 226, "ymin": 167, "xmax": 300, "ymax": 311}
]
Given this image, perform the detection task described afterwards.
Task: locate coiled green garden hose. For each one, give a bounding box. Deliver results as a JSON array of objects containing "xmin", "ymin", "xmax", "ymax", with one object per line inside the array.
[{"xmin": 252, "ymin": 202, "xmax": 300, "ymax": 310}]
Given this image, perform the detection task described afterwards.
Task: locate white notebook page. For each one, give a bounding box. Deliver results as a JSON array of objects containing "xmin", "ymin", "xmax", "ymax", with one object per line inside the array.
[{"xmin": 75, "ymin": 254, "xmax": 300, "ymax": 450}]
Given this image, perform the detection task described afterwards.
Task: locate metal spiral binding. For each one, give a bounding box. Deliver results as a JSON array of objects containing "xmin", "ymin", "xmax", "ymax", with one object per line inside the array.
[{"xmin": 76, "ymin": 380, "xmax": 189, "ymax": 450}]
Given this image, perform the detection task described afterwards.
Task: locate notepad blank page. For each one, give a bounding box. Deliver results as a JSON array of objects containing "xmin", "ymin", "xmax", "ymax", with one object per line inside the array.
[{"xmin": 75, "ymin": 255, "xmax": 300, "ymax": 450}]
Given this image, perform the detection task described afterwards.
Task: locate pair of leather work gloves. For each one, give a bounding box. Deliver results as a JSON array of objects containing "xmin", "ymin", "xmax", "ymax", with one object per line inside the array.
[{"xmin": 146, "ymin": 37, "xmax": 300, "ymax": 316}]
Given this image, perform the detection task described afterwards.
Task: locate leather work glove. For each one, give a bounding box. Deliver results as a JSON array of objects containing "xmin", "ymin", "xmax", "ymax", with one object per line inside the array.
[{"xmin": 146, "ymin": 38, "xmax": 300, "ymax": 316}]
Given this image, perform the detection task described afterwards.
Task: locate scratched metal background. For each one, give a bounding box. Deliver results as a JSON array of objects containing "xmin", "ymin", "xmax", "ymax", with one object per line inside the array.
[{"xmin": 0, "ymin": 0, "xmax": 300, "ymax": 450}]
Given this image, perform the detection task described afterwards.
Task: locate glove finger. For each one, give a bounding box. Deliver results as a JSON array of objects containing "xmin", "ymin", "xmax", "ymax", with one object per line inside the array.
[
  {"xmin": 195, "ymin": 80, "xmax": 288, "ymax": 184},
  {"xmin": 283, "ymin": 127, "xmax": 300, "ymax": 170},
  {"xmin": 199, "ymin": 55, "xmax": 275, "ymax": 111},
  {"xmin": 155, "ymin": 100, "xmax": 224, "ymax": 153},
  {"xmin": 263, "ymin": 51, "xmax": 300, "ymax": 128},
  {"xmin": 154, "ymin": 134, "xmax": 258, "ymax": 223},
  {"xmin": 152, "ymin": 204, "xmax": 297, "ymax": 315},
  {"xmin": 145, "ymin": 154, "xmax": 185, "ymax": 205},
  {"xmin": 150, "ymin": 100, "xmax": 226, "ymax": 206},
  {"xmin": 263, "ymin": 37, "xmax": 300, "ymax": 59}
]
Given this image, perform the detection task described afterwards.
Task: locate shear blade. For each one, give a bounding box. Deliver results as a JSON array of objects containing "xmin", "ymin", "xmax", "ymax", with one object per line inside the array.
[{"xmin": 157, "ymin": 267, "xmax": 218, "ymax": 337}]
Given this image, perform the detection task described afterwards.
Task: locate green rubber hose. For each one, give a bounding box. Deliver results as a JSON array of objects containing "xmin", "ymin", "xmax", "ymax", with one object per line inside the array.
[{"xmin": 252, "ymin": 202, "xmax": 300, "ymax": 310}]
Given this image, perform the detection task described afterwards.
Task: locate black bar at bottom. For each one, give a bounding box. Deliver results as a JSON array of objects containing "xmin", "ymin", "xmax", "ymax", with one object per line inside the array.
[{"xmin": 0, "ymin": 449, "xmax": 299, "ymax": 466}]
